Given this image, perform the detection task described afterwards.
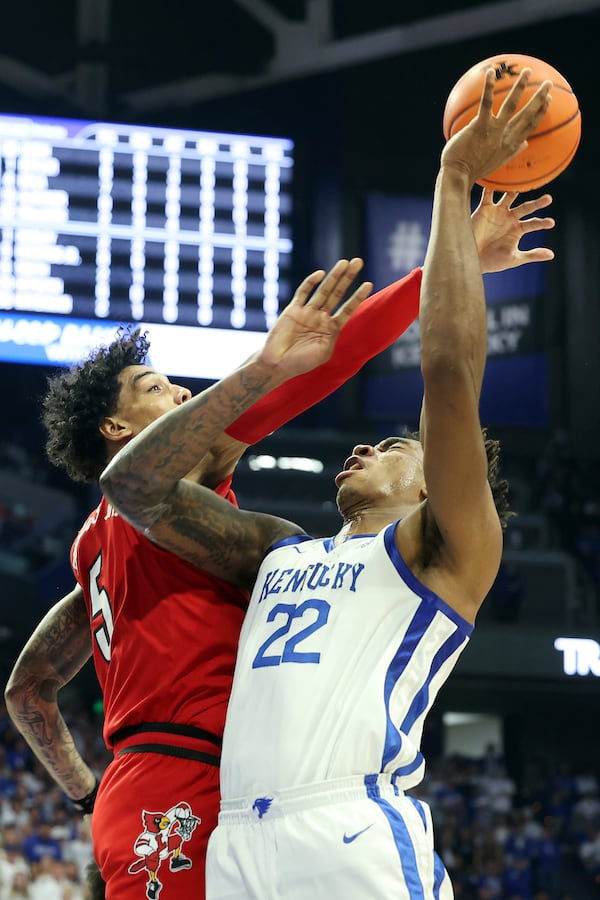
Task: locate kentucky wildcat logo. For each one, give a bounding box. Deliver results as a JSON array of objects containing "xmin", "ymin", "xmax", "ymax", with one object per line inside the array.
[{"xmin": 252, "ymin": 796, "xmax": 273, "ymax": 819}]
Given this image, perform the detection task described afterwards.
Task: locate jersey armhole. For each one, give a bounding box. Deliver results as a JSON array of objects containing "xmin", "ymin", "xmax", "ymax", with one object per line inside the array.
[{"xmin": 383, "ymin": 523, "xmax": 474, "ymax": 636}]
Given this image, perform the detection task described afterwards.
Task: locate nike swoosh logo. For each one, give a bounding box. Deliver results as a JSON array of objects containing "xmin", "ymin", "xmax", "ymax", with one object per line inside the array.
[{"xmin": 343, "ymin": 824, "xmax": 374, "ymax": 844}]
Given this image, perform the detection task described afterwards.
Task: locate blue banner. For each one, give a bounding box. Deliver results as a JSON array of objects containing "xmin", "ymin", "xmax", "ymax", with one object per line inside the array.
[{"xmin": 363, "ymin": 192, "xmax": 550, "ymax": 428}]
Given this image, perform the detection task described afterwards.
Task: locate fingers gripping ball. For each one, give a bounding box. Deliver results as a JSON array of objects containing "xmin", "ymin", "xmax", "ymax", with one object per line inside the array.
[{"xmin": 443, "ymin": 53, "xmax": 581, "ymax": 191}]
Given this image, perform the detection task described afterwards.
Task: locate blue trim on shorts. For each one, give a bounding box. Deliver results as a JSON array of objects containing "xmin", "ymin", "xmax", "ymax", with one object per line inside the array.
[
  {"xmin": 364, "ymin": 775, "xmax": 425, "ymax": 899},
  {"xmin": 409, "ymin": 795, "xmax": 449, "ymax": 899}
]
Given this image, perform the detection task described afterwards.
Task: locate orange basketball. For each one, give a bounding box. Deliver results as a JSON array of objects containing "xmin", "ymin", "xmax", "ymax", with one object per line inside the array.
[{"xmin": 442, "ymin": 53, "xmax": 581, "ymax": 192}]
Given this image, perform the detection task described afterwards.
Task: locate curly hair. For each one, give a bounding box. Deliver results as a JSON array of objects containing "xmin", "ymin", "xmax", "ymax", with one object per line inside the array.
[
  {"xmin": 482, "ymin": 429, "xmax": 514, "ymax": 530},
  {"xmin": 405, "ymin": 427, "xmax": 513, "ymax": 529},
  {"xmin": 42, "ymin": 327, "xmax": 150, "ymax": 483}
]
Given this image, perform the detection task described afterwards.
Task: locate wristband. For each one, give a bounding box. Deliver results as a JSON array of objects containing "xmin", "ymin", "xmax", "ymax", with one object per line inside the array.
[{"xmin": 72, "ymin": 777, "xmax": 100, "ymax": 815}]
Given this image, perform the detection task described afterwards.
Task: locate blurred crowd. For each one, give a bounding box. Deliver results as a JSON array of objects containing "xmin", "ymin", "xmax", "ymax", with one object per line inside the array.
[
  {"xmin": 0, "ymin": 701, "xmax": 109, "ymax": 900},
  {"xmin": 1, "ymin": 696, "xmax": 600, "ymax": 898},
  {"xmin": 534, "ymin": 430, "xmax": 600, "ymax": 608},
  {"xmin": 417, "ymin": 748, "xmax": 600, "ymax": 898},
  {"xmin": 0, "ymin": 435, "xmax": 88, "ymax": 582}
]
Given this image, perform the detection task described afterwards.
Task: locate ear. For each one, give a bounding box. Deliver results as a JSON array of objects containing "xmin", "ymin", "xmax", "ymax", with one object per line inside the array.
[
  {"xmin": 419, "ymin": 485, "xmax": 428, "ymax": 502},
  {"xmin": 99, "ymin": 416, "xmax": 133, "ymax": 445}
]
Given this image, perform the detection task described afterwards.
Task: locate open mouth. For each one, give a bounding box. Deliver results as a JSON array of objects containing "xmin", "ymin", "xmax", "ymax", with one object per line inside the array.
[
  {"xmin": 335, "ymin": 456, "xmax": 363, "ymax": 486},
  {"xmin": 342, "ymin": 455, "xmax": 363, "ymax": 473}
]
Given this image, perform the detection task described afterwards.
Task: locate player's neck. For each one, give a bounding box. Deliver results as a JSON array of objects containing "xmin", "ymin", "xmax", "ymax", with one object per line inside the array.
[{"xmin": 335, "ymin": 509, "xmax": 397, "ymax": 544}]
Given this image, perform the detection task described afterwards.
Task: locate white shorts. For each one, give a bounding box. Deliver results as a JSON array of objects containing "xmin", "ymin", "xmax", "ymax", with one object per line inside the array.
[{"xmin": 206, "ymin": 774, "xmax": 453, "ymax": 899}]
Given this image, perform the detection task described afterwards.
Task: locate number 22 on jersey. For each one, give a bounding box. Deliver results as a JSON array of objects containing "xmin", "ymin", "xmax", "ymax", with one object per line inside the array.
[{"xmin": 252, "ymin": 599, "xmax": 330, "ymax": 668}]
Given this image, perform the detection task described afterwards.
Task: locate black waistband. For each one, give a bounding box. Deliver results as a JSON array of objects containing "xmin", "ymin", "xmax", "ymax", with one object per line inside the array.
[
  {"xmin": 116, "ymin": 743, "xmax": 220, "ymax": 766},
  {"xmin": 110, "ymin": 721, "xmax": 222, "ymax": 749}
]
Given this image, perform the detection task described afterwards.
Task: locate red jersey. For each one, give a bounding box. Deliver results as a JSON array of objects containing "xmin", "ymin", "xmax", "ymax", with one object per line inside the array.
[{"xmin": 70, "ymin": 477, "xmax": 247, "ymax": 749}]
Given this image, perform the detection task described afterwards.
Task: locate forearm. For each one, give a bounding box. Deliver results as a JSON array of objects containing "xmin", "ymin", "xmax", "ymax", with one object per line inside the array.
[
  {"xmin": 6, "ymin": 687, "xmax": 96, "ymax": 800},
  {"xmin": 227, "ymin": 269, "xmax": 422, "ymax": 444},
  {"xmin": 101, "ymin": 355, "xmax": 285, "ymax": 523},
  {"xmin": 420, "ymin": 167, "xmax": 486, "ymax": 382},
  {"xmin": 5, "ymin": 592, "xmax": 96, "ymax": 801}
]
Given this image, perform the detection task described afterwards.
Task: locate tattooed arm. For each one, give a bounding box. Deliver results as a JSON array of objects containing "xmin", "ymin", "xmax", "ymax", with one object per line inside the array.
[
  {"xmin": 4, "ymin": 585, "xmax": 97, "ymax": 802},
  {"xmin": 100, "ymin": 259, "xmax": 371, "ymax": 542},
  {"xmin": 121, "ymin": 468, "xmax": 303, "ymax": 589}
]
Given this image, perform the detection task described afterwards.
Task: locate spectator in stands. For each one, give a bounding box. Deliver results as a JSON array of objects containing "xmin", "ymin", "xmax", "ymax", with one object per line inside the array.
[
  {"xmin": 536, "ymin": 821, "xmax": 562, "ymax": 900},
  {"xmin": 28, "ymin": 857, "xmax": 81, "ymax": 900},
  {"xmin": 0, "ymin": 835, "xmax": 30, "ymax": 898},
  {"xmin": 0, "ymin": 794, "xmax": 30, "ymax": 832},
  {"xmin": 60, "ymin": 822, "xmax": 92, "ymax": 887},
  {"xmin": 3, "ymin": 868, "xmax": 32, "ymax": 899},
  {"xmin": 21, "ymin": 824, "xmax": 61, "ymax": 868},
  {"xmin": 577, "ymin": 824, "xmax": 600, "ymax": 882}
]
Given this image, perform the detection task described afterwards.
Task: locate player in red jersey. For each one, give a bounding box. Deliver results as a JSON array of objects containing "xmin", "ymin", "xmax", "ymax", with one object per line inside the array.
[{"xmin": 5, "ymin": 196, "xmax": 554, "ymax": 899}]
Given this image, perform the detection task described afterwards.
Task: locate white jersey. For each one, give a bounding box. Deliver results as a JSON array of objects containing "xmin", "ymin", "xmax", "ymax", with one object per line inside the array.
[{"xmin": 220, "ymin": 522, "xmax": 473, "ymax": 802}]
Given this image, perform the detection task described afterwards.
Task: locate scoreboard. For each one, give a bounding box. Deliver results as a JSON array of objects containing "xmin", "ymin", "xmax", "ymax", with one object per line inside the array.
[{"xmin": 0, "ymin": 114, "xmax": 294, "ymax": 378}]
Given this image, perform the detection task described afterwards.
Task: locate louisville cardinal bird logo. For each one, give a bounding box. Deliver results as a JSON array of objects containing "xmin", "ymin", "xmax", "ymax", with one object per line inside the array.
[{"xmin": 128, "ymin": 802, "xmax": 200, "ymax": 899}]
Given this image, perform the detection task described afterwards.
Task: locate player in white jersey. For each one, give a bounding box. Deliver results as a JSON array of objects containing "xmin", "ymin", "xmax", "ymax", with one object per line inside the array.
[
  {"xmin": 220, "ymin": 524, "xmax": 472, "ymax": 799},
  {"xmin": 102, "ymin": 68, "xmax": 554, "ymax": 898},
  {"xmin": 208, "ymin": 523, "xmax": 473, "ymax": 897}
]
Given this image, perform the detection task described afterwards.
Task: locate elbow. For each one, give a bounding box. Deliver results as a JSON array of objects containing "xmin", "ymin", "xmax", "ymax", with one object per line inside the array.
[
  {"xmin": 421, "ymin": 350, "xmax": 473, "ymax": 384},
  {"xmin": 6, "ymin": 670, "xmax": 57, "ymax": 720},
  {"xmin": 421, "ymin": 352, "xmax": 483, "ymax": 405},
  {"xmin": 99, "ymin": 464, "xmax": 173, "ymax": 533},
  {"xmin": 98, "ymin": 454, "xmax": 132, "ymax": 503},
  {"xmin": 99, "ymin": 464, "xmax": 148, "ymax": 522},
  {"xmin": 5, "ymin": 673, "xmax": 28, "ymax": 718},
  {"xmin": 99, "ymin": 447, "xmax": 152, "ymax": 514},
  {"xmin": 98, "ymin": 465, "xmax": 119, "ymax": 506}
]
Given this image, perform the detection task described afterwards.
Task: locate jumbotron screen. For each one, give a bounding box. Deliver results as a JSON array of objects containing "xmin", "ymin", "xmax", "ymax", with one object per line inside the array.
[{"xmin": 0, "ymin": 114, "xmax": 294, "ymax": 378}]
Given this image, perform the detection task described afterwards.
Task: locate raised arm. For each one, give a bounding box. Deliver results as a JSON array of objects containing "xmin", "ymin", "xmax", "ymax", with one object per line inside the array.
[
  {"xmin": 196, "ymin": 187, "xmax": 556, "ymax": 487},
  {"xmin": 5, "ymin": 585, "xmax": 98, "ymax": 806},
  {"xmin": 418, "ymin": 67, "xmax": 552, "ymax": 618},
  {"xmin": 100, "ymin": 259, "xmax": 371, "ymax": 541},
  {"xmin": 226, "ymin": 188, "xmax": 555, "ymax": 450}
]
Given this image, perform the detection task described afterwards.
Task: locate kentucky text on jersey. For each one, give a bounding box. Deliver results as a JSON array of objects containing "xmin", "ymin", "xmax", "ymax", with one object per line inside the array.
[{"xmin": 258, "ymin": 561, "xmax": 365, "ymax": 603}]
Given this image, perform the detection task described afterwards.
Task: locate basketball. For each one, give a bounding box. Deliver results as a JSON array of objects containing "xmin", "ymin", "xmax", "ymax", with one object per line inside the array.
[{"xmin": 442, "ymin": 53, "xmax": 581, "ymax": 192}]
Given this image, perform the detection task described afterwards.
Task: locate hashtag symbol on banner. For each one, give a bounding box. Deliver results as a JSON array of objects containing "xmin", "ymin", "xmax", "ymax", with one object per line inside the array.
[{"xmin": 387, "ymin": 221, "xmax": 427, "ymax": 272}]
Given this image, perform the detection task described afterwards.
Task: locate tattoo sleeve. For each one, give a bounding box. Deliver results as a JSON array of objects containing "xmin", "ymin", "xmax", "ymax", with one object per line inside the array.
[
  {"xmin": 146, "ymin": 477, "xmax": 303, "ymax": 589},
  {"xmin": 5, "ymin": 586, "xmax": 97, "ymax": 801}
]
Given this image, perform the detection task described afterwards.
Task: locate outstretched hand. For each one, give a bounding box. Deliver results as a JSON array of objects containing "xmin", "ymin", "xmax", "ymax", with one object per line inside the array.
[
  {"xmin": 473, "ymin": 188, "xmax": 555, "ymax": 272},
  {"xmin": 258, "ymin": 258, "xmax": 372, "ymax": 378},
  {"xmin": 441, "ymin": 67, "xmax": 552, "ymax": 185}
]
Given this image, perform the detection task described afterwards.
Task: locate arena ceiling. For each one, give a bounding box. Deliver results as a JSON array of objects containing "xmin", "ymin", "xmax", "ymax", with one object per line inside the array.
[{"xmin": 0, "ymin": 0, "xmax": 597, "ymax": 120}]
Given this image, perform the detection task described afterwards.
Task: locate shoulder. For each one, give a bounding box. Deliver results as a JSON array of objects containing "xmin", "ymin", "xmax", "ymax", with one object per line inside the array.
[{"xmin": 395, "ymin": 502, "xmax": 500, "ymax": 624}]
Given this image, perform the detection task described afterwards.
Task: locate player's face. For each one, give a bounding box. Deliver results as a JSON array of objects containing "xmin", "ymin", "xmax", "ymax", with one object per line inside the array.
[
  {"xmin": 334, "ymin": 436, "xmax": 425, "ymax": 504},
  {"xmin": 113, "ymin": 365, "xmax": 192, "ymax": 435}
]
